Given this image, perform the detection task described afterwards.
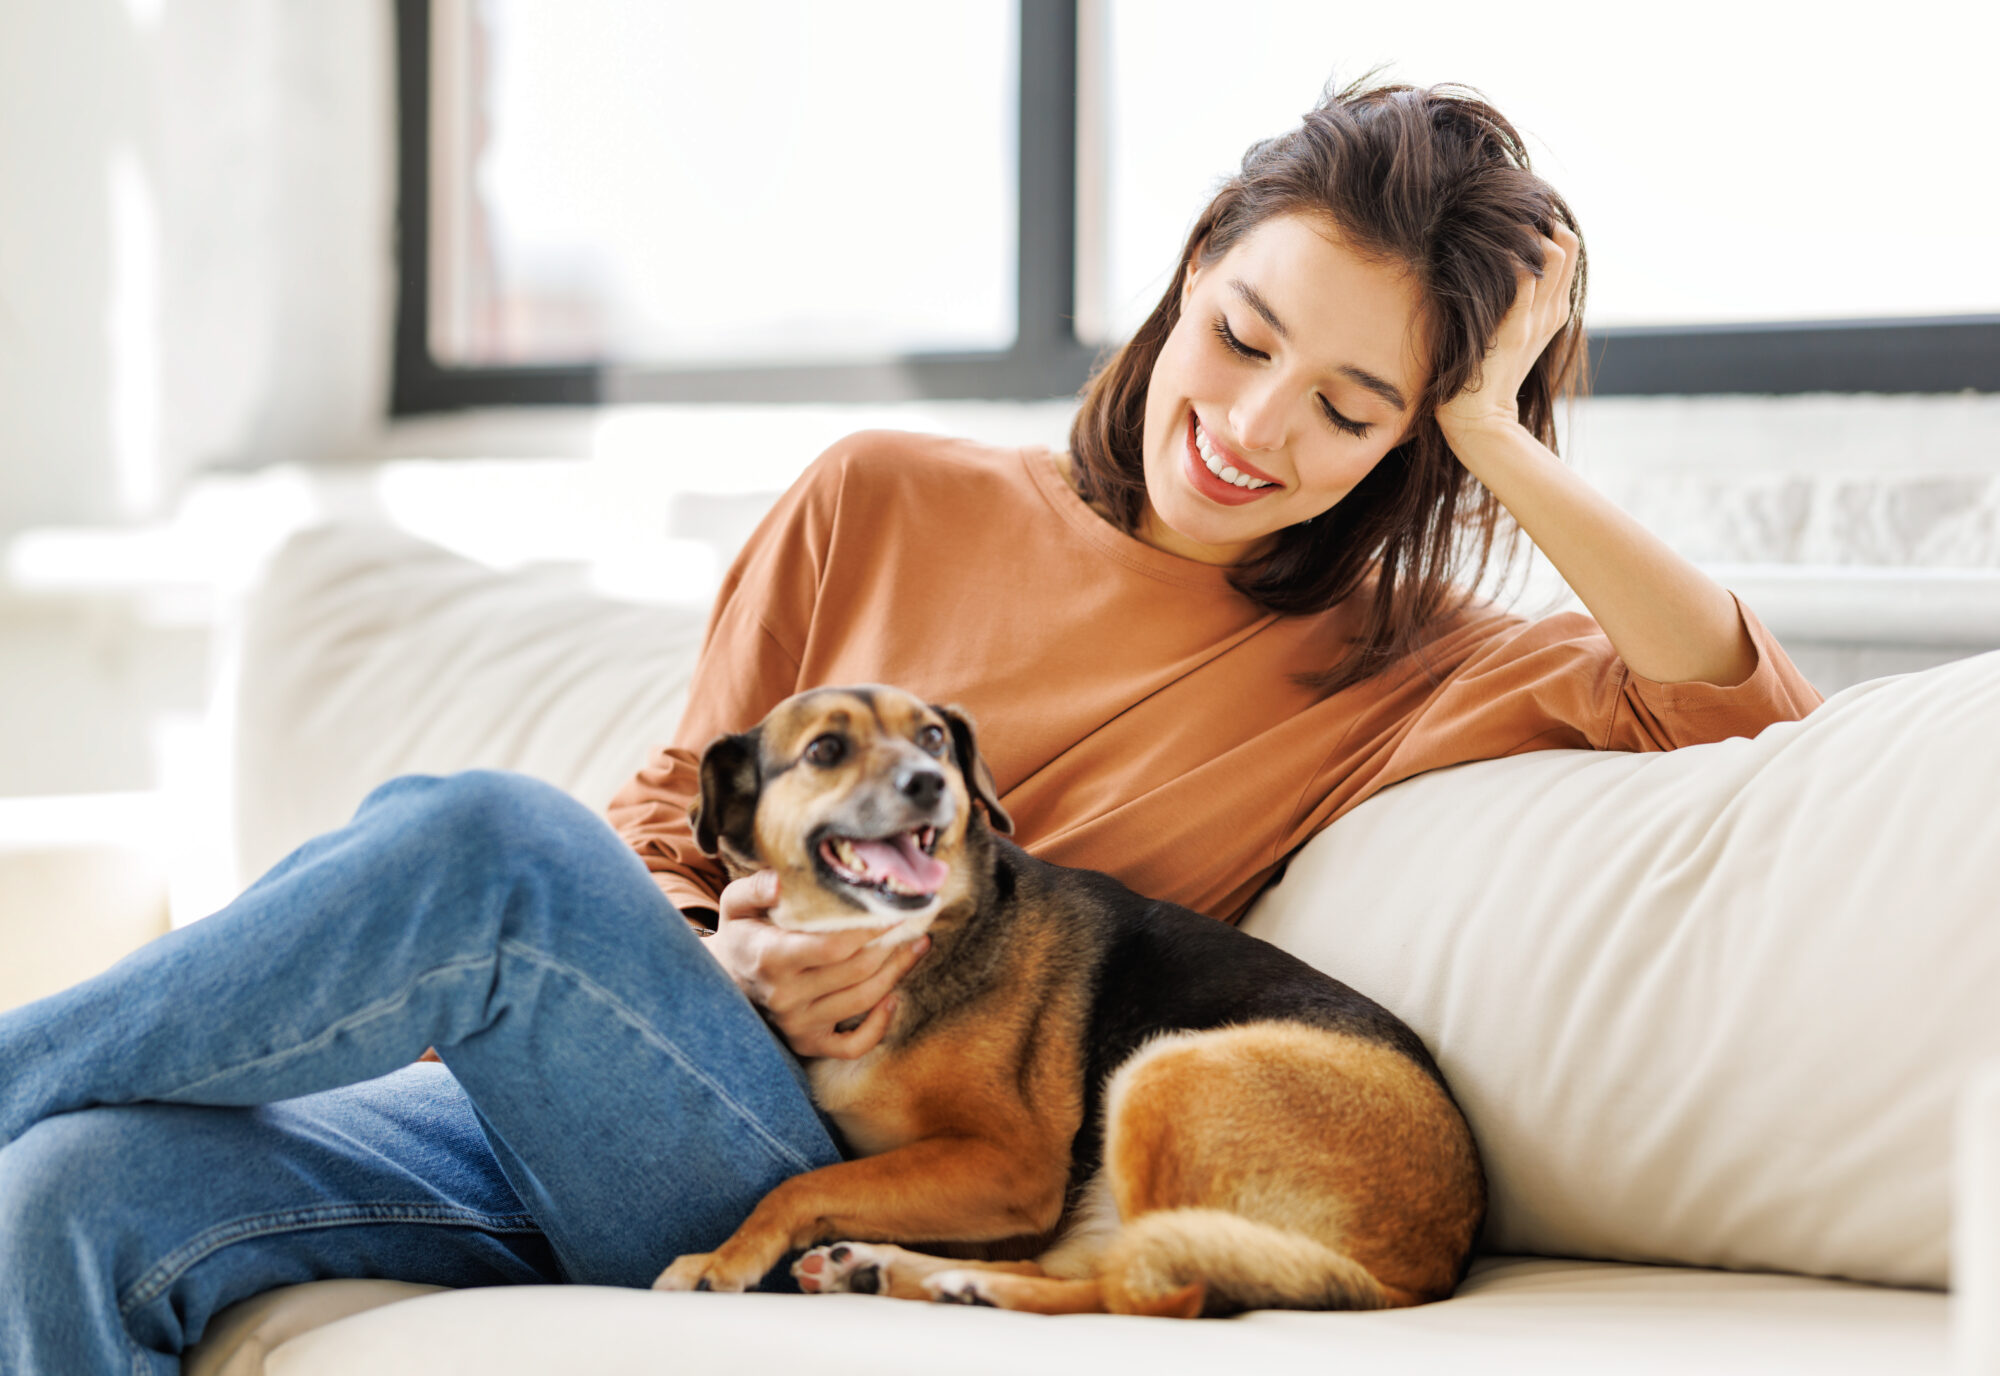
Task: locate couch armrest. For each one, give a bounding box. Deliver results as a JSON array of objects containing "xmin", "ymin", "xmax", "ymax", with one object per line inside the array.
[{"xmin": 1957, "ymin": 1059, "xmax": 2000, "ymax": 1376}]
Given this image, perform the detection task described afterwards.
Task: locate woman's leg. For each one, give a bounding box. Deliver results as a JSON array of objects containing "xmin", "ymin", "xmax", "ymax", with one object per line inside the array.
[
  {"xmin": 0, "ymin": 770, "xmax": 841, "ymax": 1365},
  {"xmin": 1, "ymin": 1065, "xmax": 559, "ymax": 1375}
]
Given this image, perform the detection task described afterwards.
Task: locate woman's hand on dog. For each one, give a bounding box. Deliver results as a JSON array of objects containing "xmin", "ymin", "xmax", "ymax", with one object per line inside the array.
[{"xmin": 706, "ymin": 869, "xmax": 930, "ymax": 1059}]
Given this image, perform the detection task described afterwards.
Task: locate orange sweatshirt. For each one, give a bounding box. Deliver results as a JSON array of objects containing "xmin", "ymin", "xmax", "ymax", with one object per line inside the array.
[{"xmin": 607, "ymin": 431, "xmax": 1822, "ymax": 924}]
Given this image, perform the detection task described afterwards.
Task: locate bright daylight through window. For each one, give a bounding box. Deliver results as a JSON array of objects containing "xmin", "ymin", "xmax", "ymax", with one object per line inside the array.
[
  {"xmin": 425, "ymin": 0, "xmax": 1996, "ymax": 388},
  {"xmin": 1089, "ymin": 0, "xmax": 1998, "ymax": 341},
  {"xmin": 430, "ymin": 0, "xmax": 1019, "ymax": 368}
]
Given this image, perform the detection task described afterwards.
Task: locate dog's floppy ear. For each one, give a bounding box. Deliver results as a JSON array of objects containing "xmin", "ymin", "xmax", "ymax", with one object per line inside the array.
[
  {"xmin": 934, "ymin": 704, "xmax": 1012, "ymax": 835},
  {"xmin": 691, "ymin": 729, "xmax": 762, "ymax": 860}
]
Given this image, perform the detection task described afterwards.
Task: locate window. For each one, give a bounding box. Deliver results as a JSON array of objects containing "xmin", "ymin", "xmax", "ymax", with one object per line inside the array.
[
  {"xmin": 394, "ymin": 0, "xmax": 1999, "ymax": 412},
  {"xmin": 398, "ymin": 0, "xmax": 1092, "ymax": 409},
  {"xmin": 1087, "ymin": 0, "xmax": 2000, "ymax": 395},
  {"xmin": 433, "ymin": 1, "xmax": 1018, "ymax": 367}
]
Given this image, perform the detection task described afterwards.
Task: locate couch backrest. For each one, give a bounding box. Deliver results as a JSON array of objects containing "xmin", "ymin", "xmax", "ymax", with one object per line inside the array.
[
  {"xmin": 231, "ymin": 523, "xmax": 706, "ymax": 885},
  {"xmin": 1245, "ymin": 649, "xmax": 2000, "ymax": 1291}
]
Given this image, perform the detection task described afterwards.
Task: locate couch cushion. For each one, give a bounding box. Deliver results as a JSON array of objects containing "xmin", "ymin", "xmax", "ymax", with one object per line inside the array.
[
  {"xmin": 186, "ymin": 1280, "xmax": 443, "ymax": 1376},
  {"xmin": 231, "ymin": 523, "xmax": 705, "ymax": 886},
  {"xmin": 251, "ymin": 1258, "xmax": 1944, "ymax": 1376},
  {"xmin": 1243, "ymin": 650, "xmax": 2000, "ymax": 1291}
]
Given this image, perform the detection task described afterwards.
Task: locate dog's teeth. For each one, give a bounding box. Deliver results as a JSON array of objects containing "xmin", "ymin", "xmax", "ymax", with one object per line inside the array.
[{"xmin": 828, "ymin": 837, "xmax": 867, "ymax": 876}]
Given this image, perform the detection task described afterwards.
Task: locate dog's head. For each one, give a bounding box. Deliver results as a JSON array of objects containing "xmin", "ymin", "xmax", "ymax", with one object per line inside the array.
[{"xmin": 691, "ymin": 685, "xmax": 1012, "ymax": 933}]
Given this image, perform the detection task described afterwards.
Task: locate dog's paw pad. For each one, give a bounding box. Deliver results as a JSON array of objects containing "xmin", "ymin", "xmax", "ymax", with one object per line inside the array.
[
  {"xmin": 925, "ymin": 1270, "xmax": 999, "ymax": 1307},
  {"xmin": 794, "ymin": 1242, "xmax": 888, "ymax": 1295}
]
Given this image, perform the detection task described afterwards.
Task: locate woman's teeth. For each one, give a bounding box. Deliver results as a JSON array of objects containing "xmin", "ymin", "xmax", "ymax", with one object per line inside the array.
[{"xmin": 1194, "ymin": 420, "xmax": 1274, "ymax": 489}]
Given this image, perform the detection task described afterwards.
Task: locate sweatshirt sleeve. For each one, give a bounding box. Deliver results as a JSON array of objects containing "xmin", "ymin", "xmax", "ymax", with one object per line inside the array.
[
  {"xmin": 1281, "ymin": 590, "xmax": 1825, "ymax": 873},
  {"xmin": 1411, "ymin": 590, "xmax": 1823, "ymax": 760},
  {"xmin": 602, "ymin": 449, "xmax": 843, "ymax": 915}
]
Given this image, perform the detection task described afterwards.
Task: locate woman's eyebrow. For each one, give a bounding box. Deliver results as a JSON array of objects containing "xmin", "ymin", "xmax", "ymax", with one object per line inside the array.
[
  {"xmin": 1230, "ymin": 278, "xmax": 1292, "ymax": 341},
  {"xmin": 1228, "ymin": 278, "xmax": 1409, "ymax": 413}
]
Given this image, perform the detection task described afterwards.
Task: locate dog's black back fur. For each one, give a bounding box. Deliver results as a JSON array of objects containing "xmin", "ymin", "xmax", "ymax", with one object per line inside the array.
[{"xmin": 916, "ymin": 825, "xmax": 1451, "ymax": 1203}]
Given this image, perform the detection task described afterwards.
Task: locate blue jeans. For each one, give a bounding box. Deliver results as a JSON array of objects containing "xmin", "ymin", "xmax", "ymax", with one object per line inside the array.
[{"xmin": 0, "ymin": 770, "xmax": 843, "ymax": 1375}]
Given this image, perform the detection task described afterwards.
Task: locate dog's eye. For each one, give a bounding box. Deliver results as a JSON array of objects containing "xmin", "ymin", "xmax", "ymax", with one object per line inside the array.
[
  {"xmin": 803, "ymin": 734, "xmax": 846, "ymax": 768},
  {"xmin": 916, "ymin": 724, "xmax": 946, "ymax": 756}
]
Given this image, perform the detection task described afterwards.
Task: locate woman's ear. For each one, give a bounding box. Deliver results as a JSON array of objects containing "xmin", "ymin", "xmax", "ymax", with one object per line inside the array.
[
  {"xmin": 1178, "ymin": 238, "xmax": 1211, "ymax": 311},
  {"xmin": 932, "ymin": 704, "xmax": 1013, "ymax": 835}
]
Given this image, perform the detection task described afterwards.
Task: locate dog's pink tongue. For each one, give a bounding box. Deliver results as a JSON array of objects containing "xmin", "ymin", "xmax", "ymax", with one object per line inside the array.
[{"xmin": 852, "ymin": 832, "xmax": 947, "ymax": 893}]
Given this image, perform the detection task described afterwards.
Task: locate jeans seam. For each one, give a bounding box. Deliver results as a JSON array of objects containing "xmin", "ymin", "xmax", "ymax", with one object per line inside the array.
[
  {"xmin": 120, "ymin": 1201, "xmax": 543, "ymax": 1315},
  {"xmin": 161, "ymin": 954, "xmax": 499, "ymax": 1101},
  {"xmin": 492, "ymin": 938, "xmax": 821, "ymax": 1175}
]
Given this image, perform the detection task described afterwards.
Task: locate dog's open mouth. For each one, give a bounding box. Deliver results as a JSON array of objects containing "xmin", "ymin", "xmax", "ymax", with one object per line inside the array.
[{"xmin": 816, "ymin": 826, "xmax": 946, "ymax": 906}]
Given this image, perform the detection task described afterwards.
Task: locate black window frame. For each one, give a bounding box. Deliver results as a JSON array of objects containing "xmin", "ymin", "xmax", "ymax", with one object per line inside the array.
[{"xmin": 391, "ymin": 0, "xmax": 1999, "ymax": 415}]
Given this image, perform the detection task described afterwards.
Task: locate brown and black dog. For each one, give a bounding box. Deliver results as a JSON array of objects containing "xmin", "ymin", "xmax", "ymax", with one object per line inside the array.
[{"xmin": 651, "ymin": 685, "xmax": 1484, "ymax": 1317}]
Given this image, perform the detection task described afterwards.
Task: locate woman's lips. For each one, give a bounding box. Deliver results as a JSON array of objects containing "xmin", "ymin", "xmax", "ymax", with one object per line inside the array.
[{"xmin": 1182, "ymin": 411, "xmax": 1281, "ymax": 507}]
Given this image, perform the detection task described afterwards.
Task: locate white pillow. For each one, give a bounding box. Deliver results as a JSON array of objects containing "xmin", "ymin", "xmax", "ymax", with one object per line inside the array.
[
  {"xmin": 232, "ymin": 523, "xmax": 705, "ymax": 886},
  {"xmin": 1243, "ymin": 649, "xmax": 2000, "ymax": 1290}
]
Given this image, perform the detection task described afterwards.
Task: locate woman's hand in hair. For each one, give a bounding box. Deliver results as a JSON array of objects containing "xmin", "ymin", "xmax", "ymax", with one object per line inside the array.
[
  {"xmin": 703, "ymin": 868, "xmax": 930, "ymax": 1059},
  {"xmin": 1424, "ymin": 219, "xmax": 1757, "ymax": 687},
  {"xmin": 1436, "ymin": 222, "xmax": 1581, "ymax": 442}
]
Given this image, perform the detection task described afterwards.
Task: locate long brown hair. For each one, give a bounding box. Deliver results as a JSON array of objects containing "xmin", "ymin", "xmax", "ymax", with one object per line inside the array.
[{"xmin": 1068, "ymin": 76, "xmax": 1588, "ymax": 695}]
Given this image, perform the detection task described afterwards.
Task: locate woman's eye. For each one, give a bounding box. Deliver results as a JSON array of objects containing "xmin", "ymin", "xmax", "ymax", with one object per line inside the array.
[
  {"xmin": 1211, "ymin": 315, "xmax": 1265, "ymax": 361},
  {"xmin": 804, "ymin": 735, "xmax": 846, "ymax": 767},
  {"xmin": 916, "ymin": 724, "xmax": 946, "ymax": 756},
  {"xmin": 1216, "ymin": 314, "xmax": 1371, "ymax": 439},
  {"xmin": 1318, "ymin": 398, "xmax": 1372, "ymax": 439}
]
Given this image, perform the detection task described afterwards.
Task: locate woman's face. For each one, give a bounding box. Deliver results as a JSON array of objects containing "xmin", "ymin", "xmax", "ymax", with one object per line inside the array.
[{"xmin": 1138, "ymin": 213, "xmax": 1430, "ymax": 566}]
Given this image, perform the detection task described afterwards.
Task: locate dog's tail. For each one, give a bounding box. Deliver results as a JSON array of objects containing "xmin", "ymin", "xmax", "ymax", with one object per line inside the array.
[{"xmin": 1095, "ymin": 1208, "xmax": 1415, "ymax": 1319}]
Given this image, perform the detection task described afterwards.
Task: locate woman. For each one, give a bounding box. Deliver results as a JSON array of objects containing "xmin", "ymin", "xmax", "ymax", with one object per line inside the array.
[
  {"xmin": 0, "ymin": 80, "xmax": 1816, "ymax": 1371},
  {"xmin": 610, "ymin": 78, "xmax": 1816, "ymax": 1054}
]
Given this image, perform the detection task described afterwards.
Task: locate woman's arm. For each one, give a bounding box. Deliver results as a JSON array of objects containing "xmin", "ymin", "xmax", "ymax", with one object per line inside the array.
[
  {"xmin": 1435, "ymin": 225, "xmax": 1759, "ymax": 688},
  {"xmin": 605, "ymin": 438, "xmax": 925, "ymax": 1058}
]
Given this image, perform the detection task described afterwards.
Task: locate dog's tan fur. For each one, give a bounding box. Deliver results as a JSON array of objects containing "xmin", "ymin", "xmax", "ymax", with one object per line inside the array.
[{"xmin": 653, "ymin": 686, "xmax": 1484, "ymax": 1316}]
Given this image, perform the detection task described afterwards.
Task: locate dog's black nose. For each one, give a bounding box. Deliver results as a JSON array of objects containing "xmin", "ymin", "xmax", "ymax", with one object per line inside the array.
[{"xmin": 899, "ymin": 766, "xmax": 945, "ymax": 810}]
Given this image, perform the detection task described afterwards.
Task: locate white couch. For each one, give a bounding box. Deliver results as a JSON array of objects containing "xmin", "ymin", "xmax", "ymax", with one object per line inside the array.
[{"xmin": 54, "ymin": 519, "xmax": 2000, "ymax": 1374}]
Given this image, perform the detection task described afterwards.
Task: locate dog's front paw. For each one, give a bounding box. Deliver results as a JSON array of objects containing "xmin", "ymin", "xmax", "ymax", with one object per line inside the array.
[
  {"xmin": 793, "ymin": 1242, "xmax": 894, "ymax": 1295},
  {"xmin": 925, "ymin": 1269, "xmax": 1000, "ymax": 1307},
  {"xmin": 653, "ymin": 1251, "xmax": 741, "ymax": 1293}
]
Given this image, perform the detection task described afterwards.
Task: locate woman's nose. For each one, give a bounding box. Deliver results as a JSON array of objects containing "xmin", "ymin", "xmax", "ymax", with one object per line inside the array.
[{"xmin": 1228, "ymin": 382, "xmax": 1290, "ymax": 453}]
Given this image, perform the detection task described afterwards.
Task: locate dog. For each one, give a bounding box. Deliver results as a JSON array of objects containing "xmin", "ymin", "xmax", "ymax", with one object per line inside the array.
[{"xmin": 651, "ymin": 685, "xmax": 1484, "ymax": 1317}]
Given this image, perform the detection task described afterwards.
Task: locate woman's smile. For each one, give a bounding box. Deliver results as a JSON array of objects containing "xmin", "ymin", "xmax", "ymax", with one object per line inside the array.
[{"xmin": 1182, "ymin": 411, "xmax": 1283, "ymax": 506}]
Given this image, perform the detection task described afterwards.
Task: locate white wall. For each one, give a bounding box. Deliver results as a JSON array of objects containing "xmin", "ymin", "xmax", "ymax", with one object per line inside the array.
[{"xmin": 0, "ymin": 0, "xmax": 394, "ymax": 538}]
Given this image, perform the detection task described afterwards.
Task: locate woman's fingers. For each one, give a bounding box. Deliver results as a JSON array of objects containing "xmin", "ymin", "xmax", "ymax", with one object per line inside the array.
[
  {"xmin": 801, "ymin": 936, "xmax": 929, "ymax": 1032},
  {"xmin": 731, "ymin": 926, "xmax": 838, "ymax": 1008},
  {"xmin": 704, "ymin": 866, "xmax": 934, "ymax": 1058},
  {"xmin": 1500, "ymin": 224, "xmax": 1575, "ymax": 364},
  {"xmin": 753, "ymin": 922, "xmax": 893, "ymax": 998},
  {"xmin": 811, "ymin": 992, "xmax": 900, "ymax": 1061},
  {"xmin": 784, "ymin": 930, "xmax": 927, "ymax": 1007},
  {"xmin": 1436, "ymin": 220, "xmax": 1579, "ymax": 434},
  {"xmin": 717, "ymin": 869, "xmax": 781, "ymax": 923},
  {"xmin": 1539, "ymin": 223, "xmax": 1580, "ymax": 333},
  {"xmin": 768, "ymin": 935, "xmax": 928, "ymax": 1059}
]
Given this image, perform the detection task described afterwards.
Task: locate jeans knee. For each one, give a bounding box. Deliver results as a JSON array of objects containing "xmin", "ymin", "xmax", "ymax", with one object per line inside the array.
[
  {"xmin": 346, "ymin": 770, "xmax": 665, "ymax": 950},
  {"xmin": 0, "ymin": 1110, "xmax": 143, "ymax": 1272},
  {"xmin": 370, "ymin": 770, "xmax": 603, "ymax": 871}
]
